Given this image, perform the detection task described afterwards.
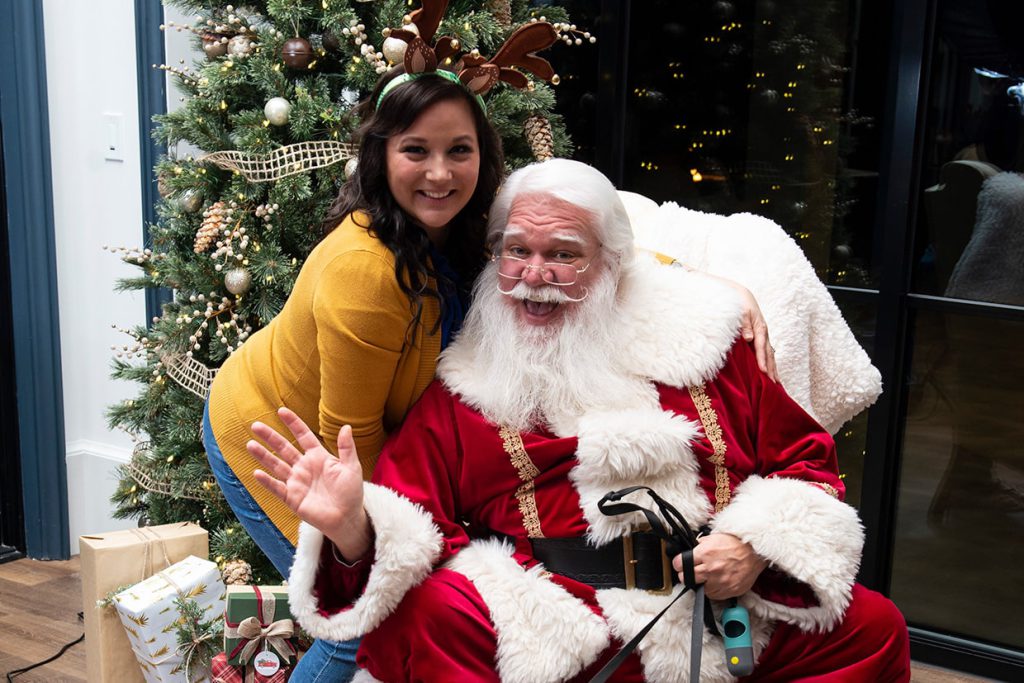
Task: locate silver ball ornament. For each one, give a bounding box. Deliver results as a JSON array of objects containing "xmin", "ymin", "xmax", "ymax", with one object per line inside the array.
[
  {"xmin": 264, "ymin": 97, "xmax": 292, "ymax": 126},
  {"xmin": 344, "ymin": 157, "xmax": 359, "ymax": 180},
  {"xmin": 227, "ymin": 34, "xmax": 253, "ymax": 57},
  {"xmin": 382, "ymin": 36, "xmax": 407, "ymax": 65},
  {"xmin": 224, "ymin": 268, "xmax": 252, "ymax": 295},
  {"xmin": 177, "ymin": 189, "xmax": 203, "ymax": 213}
]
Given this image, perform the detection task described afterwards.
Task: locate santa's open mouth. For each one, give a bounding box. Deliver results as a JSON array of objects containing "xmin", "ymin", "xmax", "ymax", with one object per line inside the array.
[{"xmin": 524, "ymin": 299, "xmax": 559, "ymax": 317}]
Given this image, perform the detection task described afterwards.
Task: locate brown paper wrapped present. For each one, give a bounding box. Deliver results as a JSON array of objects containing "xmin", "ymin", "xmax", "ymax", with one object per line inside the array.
[{"xmin": 80, "ymin": 522, "xmax": 209, "ymax": 683}]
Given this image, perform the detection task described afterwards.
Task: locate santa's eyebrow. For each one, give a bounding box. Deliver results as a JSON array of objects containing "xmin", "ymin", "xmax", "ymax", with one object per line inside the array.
[{"xmin": 503, "ymin": 228, "xmax": 587, "ymax": 247}]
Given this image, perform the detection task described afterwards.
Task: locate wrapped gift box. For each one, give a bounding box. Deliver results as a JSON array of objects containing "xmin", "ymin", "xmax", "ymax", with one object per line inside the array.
[
  {"xmin": 211, "ymin": 652, "xmax": 290, "ymax": 683},
  {"xmin": 224, "ymin": 586, "xmax": 298, "ymax": 667},
  {"xmin": 81, "ymin": 522, "xmax": 209, "ymax": 683},
  {"xmin": 113, "ymin": 554, "xmax": 227, "ymax": 683}
]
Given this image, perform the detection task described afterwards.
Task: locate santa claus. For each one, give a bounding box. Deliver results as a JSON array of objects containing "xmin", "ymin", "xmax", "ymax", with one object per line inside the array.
[{"xmin": 247, "ymin": 159, "xmax": 910, "ymax": 682}]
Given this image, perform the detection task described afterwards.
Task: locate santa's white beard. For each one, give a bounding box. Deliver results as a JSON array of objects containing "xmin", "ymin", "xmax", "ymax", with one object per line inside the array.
[{"xmin": 440, "ymin": 263, "xmax": 658, "ymax": 435}]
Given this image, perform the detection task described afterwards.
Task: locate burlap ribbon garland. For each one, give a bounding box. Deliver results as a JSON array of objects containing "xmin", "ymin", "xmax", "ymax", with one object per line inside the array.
[{"xmin": 224, "ymin": 587, "xmax": 295, "ymax": 681}]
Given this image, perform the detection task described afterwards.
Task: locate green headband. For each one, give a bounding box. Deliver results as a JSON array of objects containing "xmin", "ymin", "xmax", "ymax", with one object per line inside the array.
[{"xmin": 376, "ymin": 69, "xmax": 487, "ymax": 112}]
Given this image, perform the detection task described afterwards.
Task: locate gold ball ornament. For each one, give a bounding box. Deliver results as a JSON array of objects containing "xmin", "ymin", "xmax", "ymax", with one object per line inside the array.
[
  {"xmin": 263, "ymin": 97, "xmax": 292, "ymax": 126},
  {"xmin": 281, "ymin": 37, "xmax": 313, "ymax": 69},
  {"xmin": 227, "ymin": 34, "xmax": 253, "ymax": 57},
  {"xmin": 177, "ymin": 188, "xmax": 203, "ymax": 213},
  {"xmin": 224, "ymin": 267, "xmax": 252, "ymax": 295}
]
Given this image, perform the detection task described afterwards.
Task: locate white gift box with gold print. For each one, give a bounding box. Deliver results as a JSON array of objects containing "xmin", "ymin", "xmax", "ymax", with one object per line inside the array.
[{"xmin": 113, "ymin": 555, "xmax": 226, "ymax": 683}]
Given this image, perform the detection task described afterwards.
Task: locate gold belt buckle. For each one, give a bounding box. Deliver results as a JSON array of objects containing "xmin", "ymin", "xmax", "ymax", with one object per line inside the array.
[{"xmin": 623, "ymin": 532, "xmax": 674, "ymax": 595}]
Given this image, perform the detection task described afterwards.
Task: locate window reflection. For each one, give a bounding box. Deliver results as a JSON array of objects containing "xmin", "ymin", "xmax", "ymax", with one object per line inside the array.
[
  {"xmin": 913, "ymin": 0, "xmax": 1024, "ymax": 304},
  {"xmin": 893, "ymin": 309, "xmax": 1024, "ymax": 648}
]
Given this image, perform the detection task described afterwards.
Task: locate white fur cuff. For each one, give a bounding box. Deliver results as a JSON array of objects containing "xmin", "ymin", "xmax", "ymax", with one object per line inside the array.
[
  {"xmin": 711, "ymin": 475, "xmax": 864, "ymax": 632},
  {"xmin": 288, "ymin": 483, "xmax": 443, "ymax": 642}
]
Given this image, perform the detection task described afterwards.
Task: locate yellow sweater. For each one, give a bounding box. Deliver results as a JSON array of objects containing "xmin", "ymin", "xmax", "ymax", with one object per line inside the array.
[{"xmin": 209, "ymin": 212, "xmax": 441, "ymax": 544}]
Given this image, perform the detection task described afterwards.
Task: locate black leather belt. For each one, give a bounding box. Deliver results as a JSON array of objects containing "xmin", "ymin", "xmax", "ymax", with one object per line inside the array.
[{"xmin": 529, "ymin": 531, "xmax": 678, "ymax": 594}]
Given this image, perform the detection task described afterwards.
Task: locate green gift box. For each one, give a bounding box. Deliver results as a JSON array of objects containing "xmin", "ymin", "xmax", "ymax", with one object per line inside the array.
[{"xmin": 223, "ymin": 586, "xmax": 299, "ymax": 668}]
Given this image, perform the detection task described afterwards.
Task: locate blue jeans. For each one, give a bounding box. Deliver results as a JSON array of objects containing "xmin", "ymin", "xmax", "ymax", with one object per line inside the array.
[{"xmin": 203, "ymin": 401, "xmax": 360, "ymax": 682}]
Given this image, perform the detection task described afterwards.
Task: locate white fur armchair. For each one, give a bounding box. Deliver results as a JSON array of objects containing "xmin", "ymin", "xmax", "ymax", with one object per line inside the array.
[{"xmin": 620, "ymin": 191, "xmax": 882, "ymax": 434}]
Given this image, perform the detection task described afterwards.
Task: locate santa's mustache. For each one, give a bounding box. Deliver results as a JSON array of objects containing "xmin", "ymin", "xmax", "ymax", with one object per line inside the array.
[{"xmin": 499, "ymin": 280, "xmax": 587, "ymax": 304}]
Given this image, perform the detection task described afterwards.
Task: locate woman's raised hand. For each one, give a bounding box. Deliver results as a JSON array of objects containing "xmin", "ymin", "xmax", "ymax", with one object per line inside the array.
[{"xmin": 248, "ymin": 407, "xmax": 372, "ymax": 561}]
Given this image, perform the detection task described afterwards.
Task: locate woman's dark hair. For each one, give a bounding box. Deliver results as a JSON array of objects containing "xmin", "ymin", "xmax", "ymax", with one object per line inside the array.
[{"xmin": 322, "ymin": 69, "xmax": 505, "ymax": 334}]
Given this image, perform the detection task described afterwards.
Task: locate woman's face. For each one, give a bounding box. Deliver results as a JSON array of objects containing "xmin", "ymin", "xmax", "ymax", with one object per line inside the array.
[{"xmin": 385, "ymin": 97, "xmax": 481, "ymax": 245}]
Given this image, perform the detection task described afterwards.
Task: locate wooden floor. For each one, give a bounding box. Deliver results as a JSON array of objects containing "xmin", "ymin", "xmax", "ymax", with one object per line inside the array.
[
  {"xmin": 0, "ymin": 556, "xmax": 1000, "ymax": 682},
  {"xmin": 0, "ymin": 556, "xmax": 86, "ymax": 682}
]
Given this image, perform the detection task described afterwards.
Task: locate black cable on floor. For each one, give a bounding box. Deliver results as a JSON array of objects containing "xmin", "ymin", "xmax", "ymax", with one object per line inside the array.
[{"xmin": 4, "ymin": 611, "xmax": 84, "ymax": 682}]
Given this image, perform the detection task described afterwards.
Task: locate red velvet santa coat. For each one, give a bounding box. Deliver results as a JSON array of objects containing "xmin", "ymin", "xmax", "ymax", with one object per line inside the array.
[{"xmin": 288, "ymin": 262, "xmax": 865, "ymax": 683}]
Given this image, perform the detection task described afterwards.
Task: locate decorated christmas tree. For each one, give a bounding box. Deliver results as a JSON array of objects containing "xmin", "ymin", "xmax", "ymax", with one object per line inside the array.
[{"xmin": 108, "ymin": 0, "xmax": 590, "ymax": 582}]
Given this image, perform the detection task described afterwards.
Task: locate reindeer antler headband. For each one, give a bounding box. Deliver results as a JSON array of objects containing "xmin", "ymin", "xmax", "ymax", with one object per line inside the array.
[{"xmin": 376, "ymin": 0, "xmax": 559, "ymax": 110}]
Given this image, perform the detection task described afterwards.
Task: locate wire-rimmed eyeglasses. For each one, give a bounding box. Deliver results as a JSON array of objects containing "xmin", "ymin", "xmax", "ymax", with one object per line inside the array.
[{"xmin": 491, "ymin": 253, "xmax": 595, "ymax": 287}]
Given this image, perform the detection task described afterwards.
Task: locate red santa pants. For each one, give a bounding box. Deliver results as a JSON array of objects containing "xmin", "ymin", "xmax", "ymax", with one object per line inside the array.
[{"xmin": 357, "ymin": 569, "xmax": 910, "ymax": 682}]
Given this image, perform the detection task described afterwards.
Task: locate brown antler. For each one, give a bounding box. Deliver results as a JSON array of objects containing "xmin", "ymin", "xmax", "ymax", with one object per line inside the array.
[
  {"xmin": 489, "ymin": 22, "xmax": 558, "ymax": 81},
  {"xmin": 460, "ymin": 22, "xmax": 559, "ymax": 95},
  {"xmin": 407, "ymin": 0, "xmax": 449, "ymax": 44}
]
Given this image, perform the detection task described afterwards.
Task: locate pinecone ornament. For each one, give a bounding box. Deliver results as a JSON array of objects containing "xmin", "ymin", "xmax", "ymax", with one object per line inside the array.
[
  {"xmin": 221, "ymin": 558, "xmax": 253, "ymax": 585},
  {"xmin": 524, "ymin": 114, "xmax": 555, "ymax": 161},
  {"xmin": 194, "ymin": 201, "xmax": 226, "ymax": 253},
  {"xmin": 487, "ymin": 0, "xmax": 512, "ymax": 28}
]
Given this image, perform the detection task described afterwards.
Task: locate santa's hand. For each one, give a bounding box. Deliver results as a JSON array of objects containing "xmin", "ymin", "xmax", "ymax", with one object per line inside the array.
[
  {"xmin": 734, "ymin": 286, "xmax": 778, "ymax": 382},
  {"xmin": 697, "ymin": 273, "xmax": 778, "ymax": 382},
  {"xmin": 673, "ymin": 533, "xmax": 767, "ymax": 600},
  {"xmin": 248, "ymin": 407, "xmax": 371, "ymax": 560}
]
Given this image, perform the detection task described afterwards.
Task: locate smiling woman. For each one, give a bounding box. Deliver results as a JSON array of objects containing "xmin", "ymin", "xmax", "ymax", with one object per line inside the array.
[
  {"xmin": 201, "ymin": 68, "xmax": 505, "ymax": 682},
  {"xmin": 384, "ymin": 97, "xmax": 481, "ymax": 243}
]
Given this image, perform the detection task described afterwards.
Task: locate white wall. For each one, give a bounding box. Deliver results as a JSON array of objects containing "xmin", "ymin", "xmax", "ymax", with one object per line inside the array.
[{"xmin": 43, "ymin": 0, "xmax": 148, "ymax": 552}]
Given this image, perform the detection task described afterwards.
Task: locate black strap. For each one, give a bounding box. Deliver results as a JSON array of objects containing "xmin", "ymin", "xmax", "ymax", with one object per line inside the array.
[{"xmin": 589, "ymin": 488, "xmax": 717, "ymax": 683}]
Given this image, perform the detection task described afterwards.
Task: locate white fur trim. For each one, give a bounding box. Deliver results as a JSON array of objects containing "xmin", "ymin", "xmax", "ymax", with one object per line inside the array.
[
  {"xmin": 350, "ymin": 670, "xmax": 383, "ymax": 683},
  {"xmin": 571, "ymin": 409, "xmax": 712, "ymax": 545},
  {"xmin": 597, "ymin": 587, "xmax": 773, "ymax": 683},
  {"xmin": 447, "ymin": 538, "xmax": 610, "ymax": 683},
  {"xmin": 711, "ymin": 476, "xmax": 863, "ymax": 631},
  {"xmin": 617, "ymin": 263, "xmax": 745, "ymax": 389},
  {"xmin": 288, "ymin": 484, "xmax": 443, "ymax": 642}
]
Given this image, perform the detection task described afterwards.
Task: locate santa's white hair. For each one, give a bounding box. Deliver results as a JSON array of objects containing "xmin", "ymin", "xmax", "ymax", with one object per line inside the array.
[{"xmin": 439, "ymin": 162, "xmax": 656, "ymax": 435}]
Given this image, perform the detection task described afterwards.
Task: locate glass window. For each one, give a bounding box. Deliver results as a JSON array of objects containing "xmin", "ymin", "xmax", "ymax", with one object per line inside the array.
[
  {"xmin": 911, "ymin": 0, "xmax": 1024, "ymax": 304},
  {"xmin": 892, "ymin": 309, "xmax": 1024, "ymax": 648},
  {"xmin": 619, "ymin": 0, "xmax": 888, "ymax": 288}
]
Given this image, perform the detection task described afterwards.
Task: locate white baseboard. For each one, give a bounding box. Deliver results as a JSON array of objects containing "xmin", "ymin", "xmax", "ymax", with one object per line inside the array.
[{"xmin": 65, "ymin": 440, "xmax": 137, "ymax": 555}]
